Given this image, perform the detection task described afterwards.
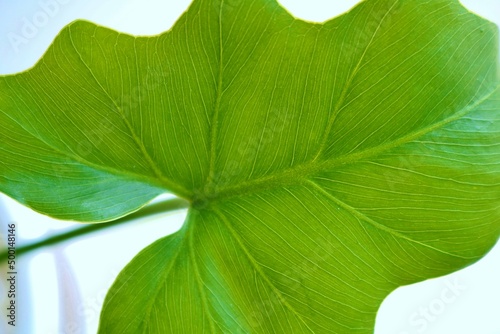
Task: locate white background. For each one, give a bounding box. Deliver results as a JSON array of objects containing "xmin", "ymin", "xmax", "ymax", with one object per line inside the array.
[{"xmin": 0, "ymin": 0, "xmax": 499, "ymax": 333}]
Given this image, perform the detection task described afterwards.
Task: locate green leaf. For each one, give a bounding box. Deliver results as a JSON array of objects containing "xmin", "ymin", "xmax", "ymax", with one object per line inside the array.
[{"xmin": 1, "ymin": 0, "xmax": 499, "ymax": 332}]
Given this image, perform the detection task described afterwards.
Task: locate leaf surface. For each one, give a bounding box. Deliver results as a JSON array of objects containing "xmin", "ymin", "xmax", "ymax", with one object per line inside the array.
[{"xmin": 0, "ymin": 0, "xmax": 499, "ymax": 332}]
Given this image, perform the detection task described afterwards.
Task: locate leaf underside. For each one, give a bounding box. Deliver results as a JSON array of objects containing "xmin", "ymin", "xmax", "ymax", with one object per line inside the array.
[{"xmin": 1, "ymin": 0, "xmax": 499, "ymax": 333}]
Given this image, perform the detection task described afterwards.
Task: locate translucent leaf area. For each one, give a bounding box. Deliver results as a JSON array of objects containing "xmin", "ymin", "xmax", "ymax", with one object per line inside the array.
[{"xmin": 0, "ymin": 0, "xmax": 499, "ymax": 332}]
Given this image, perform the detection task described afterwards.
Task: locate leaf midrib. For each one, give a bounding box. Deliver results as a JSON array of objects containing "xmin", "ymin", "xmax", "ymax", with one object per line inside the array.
[
  {"xmin": 206, "ymin": 1, "xmax": 225, "ymax": 190},
  {"xmin": 214, "ymin": 208, "xmax": 316, "ymax": 333},
  {"xmin": 312, "ymin": 0, "xmax": 401, "ymax": 161},
  {"xmin": 0, "ymin": 104, "xmax": 172, "ymax": 192},
  {"xmin": 67, "ymin": 24, "xmax": 192, "ymax": 198},
  {"xmin": 307, "ymin": 180, "xmax": 477, "ymax": 260},
  {"xmin": 189, "ymin": 211, "xmax": 218, "ymax": 334},
  {"xmin": 207, "ymin": 83, "xmax": 499, "ymax": 203}
]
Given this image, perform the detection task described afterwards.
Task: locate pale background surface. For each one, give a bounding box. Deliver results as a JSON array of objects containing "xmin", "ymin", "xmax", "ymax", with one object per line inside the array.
[{"xmin": 0, "ymin": 1, "xmax": 499, "ymax": 333}]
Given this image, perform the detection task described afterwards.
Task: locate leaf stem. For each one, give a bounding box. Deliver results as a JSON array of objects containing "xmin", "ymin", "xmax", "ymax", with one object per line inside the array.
[{"xmin": 0, "ymin": 197, "xmax": 189, "ymax": 261}]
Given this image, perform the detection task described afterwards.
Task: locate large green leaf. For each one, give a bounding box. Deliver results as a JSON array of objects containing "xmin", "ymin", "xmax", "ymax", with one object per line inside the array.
[{"xmin": 1, "ymin": 0, "xmax": 499, "ymax": 332}]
